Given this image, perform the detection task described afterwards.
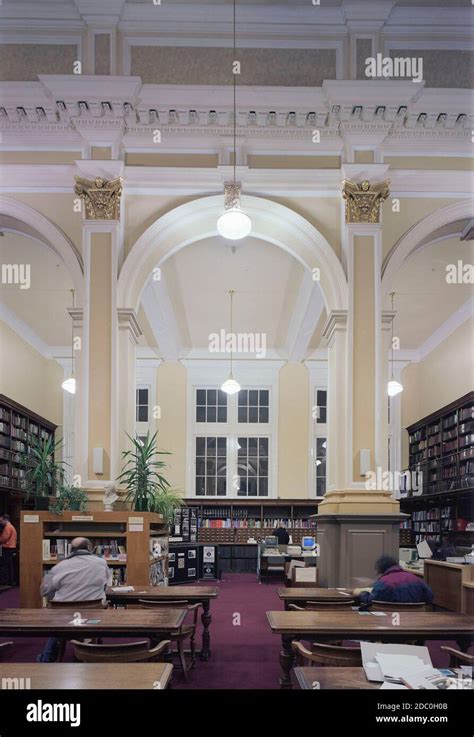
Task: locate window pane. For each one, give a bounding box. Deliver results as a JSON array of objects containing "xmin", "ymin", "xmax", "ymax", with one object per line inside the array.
[
  {"xmin": 206, "ymin": 406, "xmax": 217, "ymax": 423},
  {"xmin": 258, "ymin": 438, "xmax": 269, "ymax": 456},
  {"xmin": 259, "ymin": 459, "xmax": 268, "ymax": 476},
  {"xmin": 218, "ymin": 390, "xmax": 227, "ymax": 406},
  {"xmin": 316, "ymin": 438, "xmax": 327, "ymax": 456},
  {"xmin": 196, "ymin": 477, "xmax": 205, "ymax": 495},
  {"xmin": 248, "ymin": 438, "xmax": 258, "ymax": 456},
  {"xmin": 207, "ymin": 389, "xmax": 217, "ymax": 405},
  {"xmin": 196, "ymin": 459, "xmax": 205, "ymax": 476},
  {"xmin": 317, "ymin": 477, "xmax": 326, "ymax": 496},
  {"xmin": 206, "ymin": 459, "xmax": 216, "ymax": 476},
  {"xmin": 259, "ymin": 407, "xmax": 269, "ymax": 423},
  {"xmin": 138, "ymin": 406, "xmax": 148, "ymax": 422},
  {"xmin": 206, "ymin": 437, "xmax": 216, "ymax": 453},
  {"xmin": 206, "ymin": 477, "xmax": 216, "ymax": 496},
  {"xmin": 217, "ymin": 459, "xmax": 227, "ymax": 476},
  {"xmin": 248, "ymin": 477, "xmax": 257, "ymax": 496},
  {"xmin": 238, "ymin": 438, "xmax": 247, "ymax": 456},
  {"xmin": 238, "ymin": 390, "xmax": 248, "ymax": 406},
  {"xmin": 259, "ymin": 478, "xmax": 268, "ymax": 496},
  {"xmin": 317, "ymin": 390, "xmax": 327, "ymax": 407},
  {"xmin": 196, "ymin": 437, "xmax": 205, "ymax": 455},
  {"xmin": 238, "ymin": 407, "xmax": 247, "ymax": 423},
  {"xmin": 217, "ymin": 477, "xmax": 226, "ymax": 496},
  {"xmin": 217, "ymin": 407, "xmax": 227, "ymax": 423},
  {"xmin": 249, "ymin": 407, "xmax": 258, "ymax": 423},
  {"xmin": 317, "ymin": 407, "xmax": 327, "ymax": 424},
  {"xmin": 196, "ymin": 389, "xmax": 206, "ymax": 405},
  {"xmin": 249, "ymin": 390, "xmax": 258, "ymax": 406},
  {"xmin": 217, "ymin": 437, "xmax": 227, "ymax": 456},
  {"xmin": 196, "ymin": 406, "xmax": 206, "ymax": 422},
  {"xmin": 260, "ymin": 390, "xmax": 269, "ymax": 406}
]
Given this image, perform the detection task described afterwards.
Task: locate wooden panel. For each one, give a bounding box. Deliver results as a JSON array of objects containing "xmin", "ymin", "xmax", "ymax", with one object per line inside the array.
[
  {"xmin": 462, "ymin": 583, "xmax": 474, "ymax": 615},
  {"xmin": 0, "ymin": 663, "xmax": 173, "ymax": 690},
  {"xmin": 295, "ymin": 667, "xmax": 378, "ymax": 690}
]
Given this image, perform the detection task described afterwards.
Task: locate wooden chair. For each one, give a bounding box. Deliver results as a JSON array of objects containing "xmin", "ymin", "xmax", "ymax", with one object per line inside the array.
[
  {"xmin": 48, "ymin": 599, "xmax": 108, "ymax": 661},
  {"xmin": 288, "ymin": 600, "xmax": 355, "ymax": 611},
  {"xmin": 291, "ymin": 640, "xmax": 362, "ymax": 667},
  {"xmin": 370, "ymin": 601, "xmax": 428, "ymax": 612},
  {"xmin": 291, "ymin": 566, "xmax": 319, "ymax": 588},
  {"xmin": 0, "ymin": 642, "xmax": 13, "ymax": 659},
  {"xmin": 139, "ymin": 599, "xmax": 201, "ymax": 681},
  {"xmin": 71, "ymin": 638, "xmax": 171, "ymax": 663},
  {"xmin": 440, "ymin": 646, "xmax": 474, "ymax": 667}
]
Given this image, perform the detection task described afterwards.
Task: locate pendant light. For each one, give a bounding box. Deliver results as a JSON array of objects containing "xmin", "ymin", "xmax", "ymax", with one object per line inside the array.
[
  {"xmin": 221, "ymin": 289, "xmax": 241, "ymax": 395},
  {"xmin": 387, "ymin": 291, "xmax": 403, "ymax": 397},
  {"xmin": 216, "ymin": 0, "xmax": 251, "ymax": 241},
  {"xmin": 62, "ymin": 289, "xmax": 76, "ymax": 395}
]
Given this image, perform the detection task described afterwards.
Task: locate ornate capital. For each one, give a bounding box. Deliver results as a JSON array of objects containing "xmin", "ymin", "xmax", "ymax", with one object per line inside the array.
[
  {"xmin": 342, "ymin": 179, "xmax": 390, "ymax": 224},
  {"xmin": 74, "ymin": 175, "xmax": 123, "ymax": 220}
]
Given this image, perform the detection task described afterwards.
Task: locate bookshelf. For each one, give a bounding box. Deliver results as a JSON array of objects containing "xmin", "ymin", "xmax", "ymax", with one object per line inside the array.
[
  {"xmin": 20, "ymin": 511, "xmax": 169, "ymax": 608},
  {"xmin": 400, "ymin": 392, "xmax": 474, "ymax": 547},
  {"xmin": 184, "ymin": 499, "xmax": 318, "ymax": 545}
]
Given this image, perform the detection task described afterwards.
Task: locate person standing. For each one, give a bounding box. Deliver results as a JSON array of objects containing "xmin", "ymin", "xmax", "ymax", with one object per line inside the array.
[{"xmin": 0, "ymin": 514, "xmax": 17, "ymax": 587}]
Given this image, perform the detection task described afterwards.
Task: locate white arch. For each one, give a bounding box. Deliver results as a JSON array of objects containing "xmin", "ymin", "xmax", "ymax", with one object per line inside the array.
[
  {"xmin": 382, "ymin": 200, "xmax": 473, "ymax": 299},
  {"xmin": 118, "ymin": 194, "xmax": 347, "ymax": 314},
  {"xmin": 0, "ymin": 195, "xmax": 84, "ymax": 304}
]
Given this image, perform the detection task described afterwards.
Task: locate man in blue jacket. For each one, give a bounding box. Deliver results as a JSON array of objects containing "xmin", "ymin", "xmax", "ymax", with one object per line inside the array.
[{"xmin": 358, "ymin": 555, "xmax": 434, "ymax": 607}]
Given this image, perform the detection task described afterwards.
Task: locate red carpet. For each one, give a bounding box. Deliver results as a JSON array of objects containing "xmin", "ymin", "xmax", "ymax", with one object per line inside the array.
[{"xmin": 0, "ymin": 573, "xmax": 467, "ymax": 689}]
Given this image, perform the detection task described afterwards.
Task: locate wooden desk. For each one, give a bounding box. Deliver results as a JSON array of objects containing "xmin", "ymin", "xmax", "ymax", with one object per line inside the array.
[
  {"xmin": 0, "ymin": 663, "xmax": 173, "ymax": 689},
  {"xmin": 106, "ymin": 585, "xmax": 218, "ymax": 660},
  {"xmin": 266, "ymin": 610, "xmax": 474, "ymax": 688},
  {"xmin": 400, "ymin": 564, "xmax": 424, "ymax": 579},
  {"xmin": 277, "ymin": 587, "xmax": 354, "ymax": 610},
  {"xmin": 462, "ymin": 582, "xmax": 474, "ymax": 615},
  {"xmin": 424, "ymin": 560, "xmax": 474, "ymax": 611},
  {"xmin": 0, "ymin": 607, "xmax": 186, "ymax": 638},
  {"xmin": 295, "ymin": 667, "xmax": 378, "ymax": 690}
]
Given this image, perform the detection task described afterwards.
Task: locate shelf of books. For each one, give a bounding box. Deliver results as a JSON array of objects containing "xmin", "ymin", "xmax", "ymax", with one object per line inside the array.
[
  {"xmin": 20, "ymin": 511, "xmax": 169, "ymax": 608},
  {"xmin": 0, "ymin": 395, "xmax": 57, "ymax": 533},
  {"xmin": 184, "ymin": 499, "xmax": 318, "ymax": 545},
  {"xmin": 400, "ymin": 392, "xmax": 474, "ymax": 547}
]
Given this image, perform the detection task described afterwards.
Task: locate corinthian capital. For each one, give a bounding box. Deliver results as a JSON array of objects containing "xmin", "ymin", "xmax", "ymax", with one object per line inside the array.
[
  {"xmin": 342, "ymin": 179, "xmax": 390, "ymax": 224},
  {"xmin": 74, "ymin": 175, "xmax": 123, "ymax": 220}
]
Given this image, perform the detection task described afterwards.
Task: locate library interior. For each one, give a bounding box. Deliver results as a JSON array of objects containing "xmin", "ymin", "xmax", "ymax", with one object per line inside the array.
[{"xmin": 0, "ymin": 0, "xmax": 473, "ymax": 698}]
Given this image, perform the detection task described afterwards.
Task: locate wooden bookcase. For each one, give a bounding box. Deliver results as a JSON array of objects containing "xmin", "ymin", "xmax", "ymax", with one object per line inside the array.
[
  {"xmin": 400, "ymin": 392, "xmax": 473, "ymax": 547},
  {"xmin": 184, "ymin": 499, "xmax": 318, "ymax": 545},
  {"xmin": 20, "ymin": 511, "xmax": 169, "ymax": 608}
]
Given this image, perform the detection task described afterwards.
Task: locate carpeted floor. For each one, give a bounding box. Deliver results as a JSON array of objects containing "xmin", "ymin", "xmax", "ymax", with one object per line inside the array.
[{"xmin": 0, "ymin": 573, "xmax": 468, "ymax": 689}]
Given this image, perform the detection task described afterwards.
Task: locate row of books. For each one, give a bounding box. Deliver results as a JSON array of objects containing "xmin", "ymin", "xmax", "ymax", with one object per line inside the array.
[{"xmin": 42, "ymin": 538, "xmax": 127, "ymax": 561}]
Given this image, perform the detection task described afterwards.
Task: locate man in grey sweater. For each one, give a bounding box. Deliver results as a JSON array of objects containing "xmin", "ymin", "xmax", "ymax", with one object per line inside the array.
[{"xmin": 37, "ymin": 537, "xmax": 111, "ymax": 662}]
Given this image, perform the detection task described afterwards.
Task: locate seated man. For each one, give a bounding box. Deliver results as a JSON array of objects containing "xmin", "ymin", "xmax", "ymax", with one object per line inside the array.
[
  {"xmin": 37, "ymin": 536, "xmax": 111, "ymax": 662},
  {"xmin": 356, "ymin": 554, "xmax": 434, "ymax": 607}
]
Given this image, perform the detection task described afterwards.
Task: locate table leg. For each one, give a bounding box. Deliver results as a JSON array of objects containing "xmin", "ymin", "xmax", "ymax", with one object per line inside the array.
[
  {"xmin": 455, "ymin": 636, "xmax": 471, "ymax": 653},
  {"xmin": 200, "ymin": 600, "xmax": 211, "ymax": 661},
  {"xmin": 279, "ymin": 635, "xmax": 294, "ymax": 689}
]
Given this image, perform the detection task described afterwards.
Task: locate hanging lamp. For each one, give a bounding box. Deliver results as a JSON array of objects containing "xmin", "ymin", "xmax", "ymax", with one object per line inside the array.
[
  {"xmin": 62, "ymin": 289, "xmax": 76, "ymax": 395},
  {"xmin": 221, "ymin": 289, "xmax": 241, "ymax": 395},
  {"xmin": 387, "ymin": 291, "xmax": 403, "ymax": 397},
  {"xmin": 216, "ymin": 0, "xmax": 251, "ymax": 241}
]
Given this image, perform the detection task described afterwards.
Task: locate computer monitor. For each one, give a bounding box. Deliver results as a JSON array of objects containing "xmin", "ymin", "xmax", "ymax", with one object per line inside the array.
[
  {"xmin": 301, "ymin": 536, "xmax": 316, "ymax": 551},
  {"xmin": 417, "ymin": 540, "xmax": 433, "ymax": 559},
  {"xmin": 264, "ymin": 536, "xmax": 278, "ymax": 548}
]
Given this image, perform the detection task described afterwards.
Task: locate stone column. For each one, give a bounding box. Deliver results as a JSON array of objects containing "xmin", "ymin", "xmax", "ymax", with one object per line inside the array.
[{"xmin": 117, "ymin": 309, "xmax": 142, "ymax": 476}]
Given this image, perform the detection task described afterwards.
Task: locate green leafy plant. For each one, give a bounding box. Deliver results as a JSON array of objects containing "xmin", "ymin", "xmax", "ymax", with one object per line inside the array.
[
  {"xmin": 118, "ymin": 432, "xmax": 183, "ymax": 520},
  {"xmin": 23, "ymin": 435, "xmax": 67, "ymax": 500},
  {"xmin": 51, "ymin": 484, "xmax": 88, "ymax": 514}
]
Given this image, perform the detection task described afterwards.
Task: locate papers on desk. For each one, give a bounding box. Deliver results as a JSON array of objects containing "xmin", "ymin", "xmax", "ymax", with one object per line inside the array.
[
  {"xmin": 111, "ymin": 586, "xmax": 135, "ymax": 592},
  {"xmin": 361, "ymin": 643, "xmax": 432, "ymax": 683},
  {"xmin": 376, "ymin": 654, "xmax": 428, "ymax": 682}
]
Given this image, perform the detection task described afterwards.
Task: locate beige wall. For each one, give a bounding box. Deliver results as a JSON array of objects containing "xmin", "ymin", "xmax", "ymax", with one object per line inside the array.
[
  {"xmin": 156, "ymin": 362, "xmax": 187, "ymax": 494},
  {"xmin": 0, "ymin": 320, "xmax": 63, "ymax": 426},
  {"xmin": 382, "ymin": 198, "xmax": 458, "ymax": 263},
  {"xmin": 278, "ymin": 363, "xmax": 310, "ymax": 498},
  {"xmin": 401, "ymin": 318, "xmax": 474, "ymax": 466}
]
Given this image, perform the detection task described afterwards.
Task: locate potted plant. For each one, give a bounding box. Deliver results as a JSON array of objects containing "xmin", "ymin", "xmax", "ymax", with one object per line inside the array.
[
  {"xmin": 51, "ymin": 484, "xmax": 88, "ymax": 514},
  {"xmin": 24, "ymin": 435, "xmax": 67, "ymax": 510},
  {"xmin": 118, "ymin": 432, "xmax": 183, "ymax": 520}
]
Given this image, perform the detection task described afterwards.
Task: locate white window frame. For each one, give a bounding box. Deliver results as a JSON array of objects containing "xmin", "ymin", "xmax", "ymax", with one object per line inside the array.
[
  {"xmin": 136, "ymin": 361, "xmax": 159, "ymax": 438},
  {"xmin": 184, "ymin": 360, "xmax": 283, "ymax": 500},
  {"xmin": 305, "ymin": 359, "xmax": 328, "ymax": 499}
]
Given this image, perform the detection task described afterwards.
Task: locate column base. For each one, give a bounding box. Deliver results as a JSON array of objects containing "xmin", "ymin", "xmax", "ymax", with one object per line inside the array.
[{"xmin": 316, "ymin": 490, "xmax": 406, "ymax": 588}]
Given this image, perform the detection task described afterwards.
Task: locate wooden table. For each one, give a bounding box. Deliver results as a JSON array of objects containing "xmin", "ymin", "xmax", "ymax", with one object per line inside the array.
[
  {"xmin": 266, "ymin": 610, "xmax": 474, "ymax": 688},
  {"xmin": 295, "ymin": 666, "xmax": 378, "ymax": 690},
  {"xmin": 424, "ymin": 559, "xmax": 474, "ymax": 611},
  {"xmin": 106, "ymin": 585, "xmax": 218, "ymax": 660},
  {"xmin": 0, "ymin": 663, "xmax": 173, "ymax": 689},
  {"xmin": 277, "ymin": 587, "xmax": 355, "ymax": 609},
  {"xmin": 0, "ymin": 607, "xmax": 187, "ymax": 638}
]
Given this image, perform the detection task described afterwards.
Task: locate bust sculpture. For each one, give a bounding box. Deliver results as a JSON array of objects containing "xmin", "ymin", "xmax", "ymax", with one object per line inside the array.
[{"xmin": 103, "ymin": 482, "xmax": 118, "ymax": 512}]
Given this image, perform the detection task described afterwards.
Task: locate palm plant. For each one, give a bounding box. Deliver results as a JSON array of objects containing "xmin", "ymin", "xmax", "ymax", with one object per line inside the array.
[
  {"xmin": 118, "ymin": 432, "xmax": 183, "ymax": 520},
  {"xmin": 24, "ymin": 435, "xmax": 67, "ymax": 506}
]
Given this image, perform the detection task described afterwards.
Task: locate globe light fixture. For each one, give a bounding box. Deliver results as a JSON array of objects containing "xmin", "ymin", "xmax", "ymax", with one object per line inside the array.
[
  {"xmin": 62, "ymin": 289, "xmax": 77, "ymax": 395},
  {"xmin": 387, "ymin": 291, "xmax": 403, "ymax": 397},
  {"xmin": 61, "ymin": 377, "xmax": 76, "ymax": 395}
]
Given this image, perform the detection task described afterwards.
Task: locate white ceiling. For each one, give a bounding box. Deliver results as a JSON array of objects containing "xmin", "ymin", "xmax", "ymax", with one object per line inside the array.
[{"xmin": 384, "ymin": 237, "xmax": 474, "ymax": 350}]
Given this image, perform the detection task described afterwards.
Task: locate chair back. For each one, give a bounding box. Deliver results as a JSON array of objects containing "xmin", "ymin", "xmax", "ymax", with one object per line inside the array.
[
  {"xmin": 291, "ymin": 566, "xmax": 319, "ymax": 587},
  {"xmin": 49, "ymin": 599, "xmax": 106, "ymax": 609},
  {"xmin": 138, "ymin": 599, "xmax": 201, "ymax": 626},
  {"xmin": 291, "ymin": 640, "xmax": 362, "ymax": 667},
  {"xmin": 370, "ymin": 601, "xmax": 428, "ymax": 612},
  {"xmin": 71, "ymin": 639, "xmax": 170, "ymax": 663},
  {"xmin": 289, "ymin": 600, "xmax": 355, "ymax": 611}
]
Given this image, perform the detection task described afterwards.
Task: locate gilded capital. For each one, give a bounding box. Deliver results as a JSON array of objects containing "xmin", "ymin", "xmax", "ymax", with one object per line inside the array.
[
  {"xmin": 74, "ymin": 175, "xmax": 123, "ymax": 220},
  {"xmin": 342, "ymin": 179, "xmax": 390, "ymax": 224}
]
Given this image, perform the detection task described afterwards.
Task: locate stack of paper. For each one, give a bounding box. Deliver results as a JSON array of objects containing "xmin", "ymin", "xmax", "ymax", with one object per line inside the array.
[{"xmin": 375, "ymin": 653, "xmax": 428, "ymax": 683}]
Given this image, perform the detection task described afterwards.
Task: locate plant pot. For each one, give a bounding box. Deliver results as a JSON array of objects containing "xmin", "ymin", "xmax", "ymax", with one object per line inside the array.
[
  {"xmin": 135, "ymin": 498, "xmax": 150, "ymax": 512},
  {"xmin": 69, "ymin": 501, "xmax": 82, "ymax": 511},
  {"xmin": 34, "ymin": 496, "xmax": 50, "ymax": 510}
]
